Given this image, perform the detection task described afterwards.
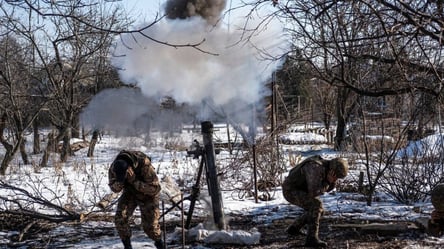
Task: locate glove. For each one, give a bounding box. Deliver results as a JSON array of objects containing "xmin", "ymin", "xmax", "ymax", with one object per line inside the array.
[{"xmin": 110, "ymin": 182, "xmax": 124, "ymax": 193}]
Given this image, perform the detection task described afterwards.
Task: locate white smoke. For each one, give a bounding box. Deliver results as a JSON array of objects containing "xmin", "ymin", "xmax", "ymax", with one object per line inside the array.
[
  {"xmin": 82, "ymin": 5, "xmax": 289, "ymax": 133},
  {"xmin": 112, "ymin": 12, "xmax": 288, "ymax": 107},
  {"xmin": 80, "ymin": 88, "xmax": 158, "ymax": 133}
]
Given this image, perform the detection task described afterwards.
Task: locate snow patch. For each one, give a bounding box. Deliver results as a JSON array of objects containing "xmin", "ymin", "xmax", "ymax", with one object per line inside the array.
[{"xmin": 171, "ymin": 223, "xmax": 261, "ymax": 246}]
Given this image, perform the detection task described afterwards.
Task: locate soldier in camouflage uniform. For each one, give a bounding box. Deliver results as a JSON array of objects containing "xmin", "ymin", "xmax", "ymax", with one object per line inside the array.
[
  {"xmin": 108, "ymin": 150, "xmax": 164, "ymax": 249},
  {"xmin": 282, "ymin": 155, "xmax": 348, "ymax": 248}
]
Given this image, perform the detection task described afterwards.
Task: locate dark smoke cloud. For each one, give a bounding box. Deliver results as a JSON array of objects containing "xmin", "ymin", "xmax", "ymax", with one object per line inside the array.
[{"xmin": 165, "ymin": 0, "xmax": 227, "ymax": 25}]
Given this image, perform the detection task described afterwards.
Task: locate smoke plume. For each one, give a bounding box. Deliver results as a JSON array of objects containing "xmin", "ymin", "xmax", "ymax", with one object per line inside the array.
[
  {"xmin": 82, "ymin": 3, "xmax": 288, "ymax": 132},
  {"xmin": 112, "ymin": 11, "xmax": 287, "ymax": 107},
  {"xmin": 80, "ymin": 88, "xmax": 158, "ymax": 134},
  {"xmin": 165, "ymin": 0, "xmax": 227, "ymax": 25}
]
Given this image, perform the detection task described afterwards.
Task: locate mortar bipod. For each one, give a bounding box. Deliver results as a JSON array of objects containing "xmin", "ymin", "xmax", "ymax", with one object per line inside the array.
[{"xmin": 159, "ymin": 141, "xmax": 205, "ymax": 230}]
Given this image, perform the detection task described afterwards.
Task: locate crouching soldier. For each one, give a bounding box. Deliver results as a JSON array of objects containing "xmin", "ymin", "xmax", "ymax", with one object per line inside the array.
[
  {"xmin": 282, "ymin": 155, "xmax": 348, "ymax": 248},
  {"xmin": 429, "ymin": 183, "xmax": 444, "ymax": 236},
  {"xmin": 108, "ymin": 150, "xmax": 164, "ymax": 249}
]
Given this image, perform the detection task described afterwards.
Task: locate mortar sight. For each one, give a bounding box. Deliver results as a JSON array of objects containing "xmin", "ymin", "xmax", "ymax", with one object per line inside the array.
[
  {"xmin": 186, "ymin": 139, "xmax": 220, "ymax": 159},
  {"xmin": 186, "ymin": 140, "xmax": 203, "ymax": 159}
]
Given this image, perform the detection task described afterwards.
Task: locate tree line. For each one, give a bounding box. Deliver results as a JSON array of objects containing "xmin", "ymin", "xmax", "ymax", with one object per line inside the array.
[
  {"xmin": 263, "ymin": 0, "xmax": 444, "ymax": 205},
  {"xmin": 265, "ymin": 0, "xmax": 443, "ymax": 148},
  {"xmin": 1, "ymin": 0, "xmax": 443, "ymax": 204}
]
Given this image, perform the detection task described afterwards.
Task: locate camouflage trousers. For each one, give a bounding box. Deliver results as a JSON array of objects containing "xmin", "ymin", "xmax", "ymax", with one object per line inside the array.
[
  {"xmin": 282, "ymin": 187, "xmax": 324, "ymax": 236},
  {"xmin": 115, "ymin": 191, "xmax": 161, "ymax": 241}
]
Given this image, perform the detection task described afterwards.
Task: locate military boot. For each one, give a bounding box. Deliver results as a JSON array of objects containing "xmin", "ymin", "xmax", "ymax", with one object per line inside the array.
[
  {"xmin": 305, "ymin": 235, "xmax": 327, "ymax": 247},
  {"xmin": 305, "ymin": 212, "xmax": 327, "ymax": 247},
  {"xmin": 286, "ymin": 213, "xmax": 307, "ymax": 236},
  {"xmin": 121, "ymin": 238, "xmax": 132, "ymax": 249}
]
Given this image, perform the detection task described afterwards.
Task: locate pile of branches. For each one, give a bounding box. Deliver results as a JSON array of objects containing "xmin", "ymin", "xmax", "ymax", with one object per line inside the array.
[{"xmin": 0, "ymin": 181, "xmax": 81, "ymax": 243}]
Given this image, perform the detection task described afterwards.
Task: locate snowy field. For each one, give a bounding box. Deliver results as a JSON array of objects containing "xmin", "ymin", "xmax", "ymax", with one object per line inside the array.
[{"xmin": 0, "ymin": 125, "xmax": 444, "ymax": 248}]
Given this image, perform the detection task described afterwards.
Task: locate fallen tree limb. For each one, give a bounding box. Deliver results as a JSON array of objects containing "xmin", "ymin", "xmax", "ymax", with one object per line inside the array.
[
  {"xmin": 18, "ymin": 220, "xmax": 37, "ymax": 242},
  {"xmin": 331, "ymin": 221, "xmax": 421, "ymax": 235},
  {"xmin": 0, "ymin": 181, "xmax": 81, "ymax": 223}
]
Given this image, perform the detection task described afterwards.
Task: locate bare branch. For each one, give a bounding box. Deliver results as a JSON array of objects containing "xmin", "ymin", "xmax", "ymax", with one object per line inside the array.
[{"xmin": 0, "ymin": 181, "xmax": 81, "ymax": 222}]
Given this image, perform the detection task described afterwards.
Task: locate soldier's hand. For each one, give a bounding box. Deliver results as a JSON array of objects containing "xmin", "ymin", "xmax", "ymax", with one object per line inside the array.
[
  {"xmin": 327, "ymin": 170, "xmax": 337, "ymax": 184},
  {"xmin": 110, "ymin": 182, "xmax": 124, "ymax": 193},
  {"xmin": 126, "ymin": 167, "xmax": 136, "ymax": 183}
]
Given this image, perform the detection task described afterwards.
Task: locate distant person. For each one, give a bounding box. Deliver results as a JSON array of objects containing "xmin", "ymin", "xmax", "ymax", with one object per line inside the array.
[
  {"xmin": 108, "ymin": 150, "xmax": 164, "ymax": 249},
  {"xmin": 282, "ymin": 155, "xmax": 349, "ymax": 247}
]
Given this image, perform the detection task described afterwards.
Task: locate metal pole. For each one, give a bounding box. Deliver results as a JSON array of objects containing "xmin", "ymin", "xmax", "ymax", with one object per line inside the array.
[
  {"xmin": 185, "ymin": 154, "xmax": 205, "ymax": 229},
  {"xmin": 201, "ymin": 121, "xmax": 226, "ymax": 230},
  {"xmin": 181, "ymin": 193, "xmax": 185, "ymax": 249},
  {"xmin": 226, "ymin": 122, "xmax": 232, "ymax": 154},
  {"xmin": 162, "ymin": 200, "xmax": 166, "ymax": 249},
  {"xmin": 253, "ymin": 144, "xmax": 258, "ymax": 203}
]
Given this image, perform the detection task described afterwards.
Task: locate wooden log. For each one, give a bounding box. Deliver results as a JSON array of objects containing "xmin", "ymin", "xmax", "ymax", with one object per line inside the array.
[{"xmin": 331, "ymin": 222, "xmax": 420, "ymax": 236}]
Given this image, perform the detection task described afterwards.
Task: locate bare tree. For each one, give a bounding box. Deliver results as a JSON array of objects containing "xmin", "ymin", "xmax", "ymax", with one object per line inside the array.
[
  {"xmin": 273, "ymin": 51, "xmax": 312, "ymax": 121},
  {"xmin": 0, "ymin": 0, "xmax": 217, "ymax": 173},
  {"xmin": 0, "ymin": 1, "xmax": 131, "ymax": 168},
  {"xmin": 240, "ymin": 0, "xmax": 444, "ymax": 148},
  {"xmin": 0, "ymin": 35, "xmax": 44, "ymax": 175},
  {"xmin": 233, "ymin": 1, "xmax": 444, "ymax": 206}
]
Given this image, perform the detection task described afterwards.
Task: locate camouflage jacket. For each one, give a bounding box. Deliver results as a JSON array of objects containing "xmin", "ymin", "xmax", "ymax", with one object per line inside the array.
[
  {"xmin": 282, "ymin": 155, "xmax": 334, "ymax": 197},
  {"xmin": 108, "ymin": 150, "xmax": 161, "ymax": 198}
]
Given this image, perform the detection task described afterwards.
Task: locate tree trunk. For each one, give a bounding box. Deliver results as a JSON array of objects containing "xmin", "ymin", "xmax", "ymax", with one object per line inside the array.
[
  {"xmin": 335, "ymin": 87, "xmax": 348, "ymax": 150},
  {"xmin": 323, "ymin": 113, "xmax": 331, "ymax": 130},
  {"xmin": 19, "ymin": 138, "xmax": 29, "ymax": 165},
  {"xmin": 335, "ymin": 115, "xmax": 347, "ymax": 150},
  {"xmin": 40, "ymin": 131, "xmax": 57, "ymax": 168},
  {"xmin": 87, "ymin": 130, "xmax": 99, "ymax": 157},
  {"xmin": 33, "ymin": 119, "xmax": 40, "ymax": 154},
  {"xmin": 72, "ymin": 115, "xmax": 80, "ymax": 138},
  {"xmin": 0, "ymin": 114, "xmax": 22, "ymax": 175},
  {"xmin": 226, "ymin": 123, "xmax": 232, "ymax": 154},
  {"xmin": 0, "ymin": 138, "xmax": 22, "ymax": 175},
  {"xmin": 81, "ymin": 127, "xmax": 86, "ymax": 141},
  {"xmin": 60, "ymin": 127, "xmax": 72, "ymax": 162},
  {"xmin": 0, "ymin": 150, "xmax": 15, "ymax": 175},
  {"xmin": 366, "ymin": 187, "xmax": 374, "ymax": 206}
]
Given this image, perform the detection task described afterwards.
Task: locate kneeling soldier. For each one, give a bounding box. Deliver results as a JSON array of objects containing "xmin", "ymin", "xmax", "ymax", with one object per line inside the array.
[{"xmin": 282, "ymin": 155, "xmax": 348, "ymax": 247}]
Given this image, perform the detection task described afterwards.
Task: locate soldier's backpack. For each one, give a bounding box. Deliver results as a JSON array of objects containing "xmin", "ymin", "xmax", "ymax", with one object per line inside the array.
[{"xmin": 286, "ymin": 155, "xmax": 325, "ymax": 190}]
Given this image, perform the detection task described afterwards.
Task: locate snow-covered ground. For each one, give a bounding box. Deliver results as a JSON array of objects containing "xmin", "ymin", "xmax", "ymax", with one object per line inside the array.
[{"xmin": 0, "ymin": 125, "xmax": 444, "ymax": 248}]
